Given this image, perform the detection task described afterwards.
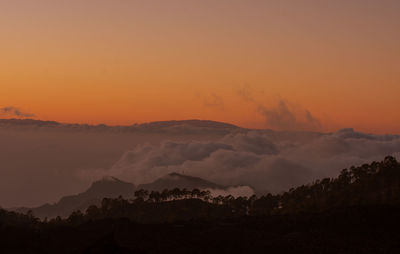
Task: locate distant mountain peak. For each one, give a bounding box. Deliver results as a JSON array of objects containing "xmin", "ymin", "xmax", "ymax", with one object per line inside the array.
[
  {"xmin": 166, "ymin": 172, "xmax": 185, "ymax": 178},
  {"xmin": 99, "ymin": 176, "xmax": 121, "ymax": 182},
  {"xmin": 138, "ymin": 172, "xmax": 224, "ymax": 191},
  {"xmin": 88, "ymin": 176, "xmax": 134, "ymax": 194},
  {"xmin": 13, "ymin": 176, "xmax": 136, "ymax": 219},
  {"xmin": 136, "ymin": 120, "xmax": 239, "ymax": 129},
  {"xmin": 163, "ymin": 172, "xmax": 208, "ymax": 181}
]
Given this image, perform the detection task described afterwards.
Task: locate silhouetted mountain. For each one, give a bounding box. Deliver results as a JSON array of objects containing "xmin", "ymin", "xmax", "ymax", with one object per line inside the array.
[
  {"xmin": 0, "ymin": 118, "xmax": 240, "ymax": 133},
  {"xmin": 0, "ymin": 118, "xmax": 61, "ymax": 127},
  {"xmin": 84, "ymin": 176, "xmax": 135, "ymax": 198},
  {"xmin": 148, "ymin": 120, "xmax": 237, "ymax": 128},
  {"xmin": 132, "ymin": 119, "xmax": 238, "ymax": 130},
  {"xmin": 15, "ymin": 177, "xmax": 136, "ymax": 219},
  {"xmin": 138, "ymin": 172, "xmax": 224, "ymax": 191},
  {"xmin": 14, "ymin": 173, "xmax": 229, "ymax": 219}
]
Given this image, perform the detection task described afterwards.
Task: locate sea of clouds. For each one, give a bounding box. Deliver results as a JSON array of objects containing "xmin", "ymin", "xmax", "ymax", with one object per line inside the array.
[
  {"xmin": 101, "ymin": 128, "xmax": 400, "ymax": 195},
  {"xmin": 1, "ymin": 120, "xmax": 400, "ymax": 207}
]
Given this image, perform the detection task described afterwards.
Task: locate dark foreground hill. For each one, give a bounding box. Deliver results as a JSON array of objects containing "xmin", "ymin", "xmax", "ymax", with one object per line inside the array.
[
  {"xmin": 14, "ymin": 177, "xmax": 136, "ymax": 219},
  {"xmin": 14, "ymin": 173, "xmax": 228, "ymax": 219},
  {"xmin": 1, "ymin": 204, "xmax": 400, "ymax": 253},
  {"xmin": 2, "ymin": 156, "xmax": 400, "ymax": 253}
]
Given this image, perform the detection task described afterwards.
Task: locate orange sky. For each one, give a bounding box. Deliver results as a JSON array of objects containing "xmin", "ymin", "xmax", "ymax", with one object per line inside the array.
[{"xmin": 1, "ymin": 0, "xmax": 400, "ymax": 133}]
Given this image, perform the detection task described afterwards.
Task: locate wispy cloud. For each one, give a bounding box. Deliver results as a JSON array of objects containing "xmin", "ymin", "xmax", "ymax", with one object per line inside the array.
[
  {"xmin": 237, "ymin": 85, "xmax": 321, "ymax": 131},
  {"xmin": 258, "ymin": 100, "xmax": 321, "ymax": 131},
  {"xmin": 0, "ymin": 106, "xmax": 35, "ymax": 118},
  {"xmin": 203, "ymin": 93, "xmax": 225, "ymax": 110},
  {"xmin": 236, "ymin": 84, "xmax": 256, "ymax": 103}
]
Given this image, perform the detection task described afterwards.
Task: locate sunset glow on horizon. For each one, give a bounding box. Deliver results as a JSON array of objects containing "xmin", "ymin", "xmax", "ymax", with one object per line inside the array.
[{"xmin": 1, "ymin": 0, "xmax": 400, "ymax": 133}]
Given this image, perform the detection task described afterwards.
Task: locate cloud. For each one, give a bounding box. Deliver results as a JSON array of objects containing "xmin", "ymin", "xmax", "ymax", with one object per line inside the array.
[
  {"xmin": 97, "ymin": 129, "xmax": 400, "ymax": 195},
  {"xmin": 258, "ymin": 100, "xmax": 321, "ymax": 131},
  {"xmin": 237, "ymin": 85, "xmax": 321, "ymax": 131},
  {"xmin": 236, "ymin": 84, "xmax": 256, "ymax": 103},
  {"xmin": 109, "ymin": 141, "xmax": 235, "ymax": 184},
  {"xmin": 203, "ymin": 93, "xmax": 225, "ymax": 110},
  {"xmin": 2, "ymin": 119, "xmax": 400, "ymax": 207},
  {"xmin": 0, "ymin": 106, "xmax": 35, "ymax": 118}
]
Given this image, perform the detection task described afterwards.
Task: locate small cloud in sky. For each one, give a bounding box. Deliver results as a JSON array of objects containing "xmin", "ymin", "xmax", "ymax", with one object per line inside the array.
[
  {"xmin": 258, "ymin": 100, "xmax": 321, "ymax": 131},
  {"xmin": 237, "ymin": 84, "xmax": 322, "ymax": 131},
  {"xmin": 203, "ymin": 93, "xmax": 224, "ymax": 110},
  {"xmin": 0, "ymin": 106, "xmax": 35, "ymax": 118},
  {"xmin": 236, "ymin": 84, "xmax": 256, "ymax": 103}
]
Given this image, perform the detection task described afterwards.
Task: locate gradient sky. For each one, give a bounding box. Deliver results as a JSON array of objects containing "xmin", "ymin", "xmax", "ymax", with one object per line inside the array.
[{"xmin": 1, "ymin": 0, "xmax": 399, "ymax": 133}]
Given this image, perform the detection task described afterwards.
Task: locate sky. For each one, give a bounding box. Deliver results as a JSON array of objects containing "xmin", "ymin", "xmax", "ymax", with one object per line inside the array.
[{"xmin": 1, "ymin": 0, "xmax": 400, "ymax": 133}]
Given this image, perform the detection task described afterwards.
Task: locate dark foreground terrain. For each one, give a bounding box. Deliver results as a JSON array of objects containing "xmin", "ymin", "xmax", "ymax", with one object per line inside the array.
[
  {"xmin": 1, "ymin": 156, "xmax": 400, "ymax": 253},
  {"xmin": 1, "ymin": 205, "xmax": 400, "ymax": 254}
]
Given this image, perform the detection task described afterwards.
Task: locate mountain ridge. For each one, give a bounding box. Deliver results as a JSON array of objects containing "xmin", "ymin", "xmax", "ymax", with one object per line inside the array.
[
  {"xmin": 0, "ymin": 118, "xmax": 241, "ymax": 131},
  {"xmin": 13, "ymin": 172, "xmax": 230, "ymax": 219},
  {"xmin": 138, "ymin": 172, "xmax": 225, "ymax": 191}
]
